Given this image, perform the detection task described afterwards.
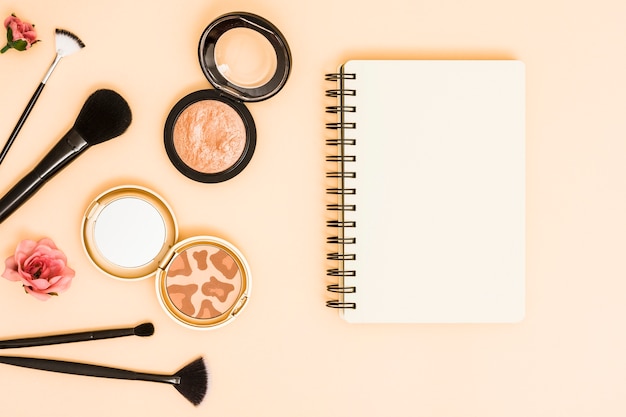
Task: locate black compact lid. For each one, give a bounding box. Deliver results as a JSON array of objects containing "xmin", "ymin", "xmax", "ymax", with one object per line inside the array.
[{"xmin": 198, "ymin": 12, "xmax": 291, "ymax": 102}]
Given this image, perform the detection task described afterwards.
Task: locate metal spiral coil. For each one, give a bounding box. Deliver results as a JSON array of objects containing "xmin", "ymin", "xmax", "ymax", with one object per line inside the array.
[
  {"xmin": 325, "ymin": 70, "xmax": 358, "ymax": 310},
  {"xmin": 325, "ymin": 72, "xmax": 356, "ymax": 81},
  {"xmin": 327, "ymin": 284, "xmax": 356, "ymax": 294},
  {"xmin": 326, "ymin": 188, "xmax": 356, "ymax": 195},
  {"xmin": 326, "ymin": 171, "xmax": 356, "ymax": 179},
  {"xmin": 327, "ymin": 252, "xmax": 356, "ymax": 261},
  {"xmin": 326, "ymin": 268, "xmax": 356, "ymax": 277},
  {"xmin": 326, "ymin": 300, "xmax": 357, "ymax": 309}
]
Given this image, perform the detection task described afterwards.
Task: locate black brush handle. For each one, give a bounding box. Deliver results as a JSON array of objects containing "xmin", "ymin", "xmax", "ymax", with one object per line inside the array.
[
  {"xmin": 0, "ymin": 327, "xmax": 135, "ymax": 349},
  {"xmin": 0, "ymin": 128, "xmax": 88, "ymax": 224},
  {"xmin": 0, "ymin": 356, "xmax": 180, "ymax": 385},
  {"xmin": 0, "ymin": 82, "xmax": 46, "ymax": 165}
]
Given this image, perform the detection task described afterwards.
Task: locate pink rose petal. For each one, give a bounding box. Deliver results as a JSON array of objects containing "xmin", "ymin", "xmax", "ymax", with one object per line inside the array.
[{"xmin": 24, "ymin": 286, "xmax": 52, "ymax": 301}]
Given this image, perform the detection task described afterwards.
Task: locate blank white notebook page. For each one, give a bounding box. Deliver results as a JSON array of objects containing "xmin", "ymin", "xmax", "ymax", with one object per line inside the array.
[{"xmin": 339, "ymin": 60, "xmax": 525, "ymax": 323}]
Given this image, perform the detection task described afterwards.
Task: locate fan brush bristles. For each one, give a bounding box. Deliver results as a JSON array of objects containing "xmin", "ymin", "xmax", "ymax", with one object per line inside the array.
[
  {"xmin": 73, "ymin": 89, "xmax": 132, "ymax": 144},
  {"xmin": 54, "ymin": 29, "xmax": 85, "ymax": 57},
  {"xmin": 174, "ymin": 357, "xmax": 209, "ymax": 406}
]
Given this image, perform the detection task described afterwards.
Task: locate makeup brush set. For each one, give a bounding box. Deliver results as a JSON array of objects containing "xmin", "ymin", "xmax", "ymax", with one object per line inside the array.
[
  {"xmin": 0, "ymin": 322, "xmax": 208, "ymax": 406},
  {"xmin": 0, "ymin": 29, "xmax": 207, "ymax": 406}
]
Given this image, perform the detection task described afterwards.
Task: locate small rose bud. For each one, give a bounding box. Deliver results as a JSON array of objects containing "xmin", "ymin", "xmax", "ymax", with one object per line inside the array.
[{"xmin": 1, "ymin": 14, "xmax": 39, "ymax": 54}]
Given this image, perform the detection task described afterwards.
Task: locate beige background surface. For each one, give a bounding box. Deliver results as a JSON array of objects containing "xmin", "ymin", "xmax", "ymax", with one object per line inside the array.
[{"xmin": 0, "ymin": 0, "xmax": 624, "ymax": 415}]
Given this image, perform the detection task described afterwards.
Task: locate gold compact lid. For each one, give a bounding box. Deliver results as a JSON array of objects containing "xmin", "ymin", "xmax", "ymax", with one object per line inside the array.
[
  {"xmin": 155, "ymin": 236, "xmax": 251, "ymax": 330},
  {"xmin": 81, "ymin": 185, "xmax": 178, "ymax": 280}
]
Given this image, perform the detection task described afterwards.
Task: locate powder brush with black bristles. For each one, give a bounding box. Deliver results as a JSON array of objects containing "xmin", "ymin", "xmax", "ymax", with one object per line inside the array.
[
  {"xmin": 0, "ymin": 88, "xmax": 132, "ymax": 224},
  {"xmin": 0, "ymin": 28, "xmax": 85, "ymax": 165}
]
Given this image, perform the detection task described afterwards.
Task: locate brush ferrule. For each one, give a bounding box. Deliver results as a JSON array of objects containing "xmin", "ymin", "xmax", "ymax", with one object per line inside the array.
[
  {"xmin": 36, "ymin": 129, "xmax": 88, "ymax": 180},
  {"xmin": 137, "ymin": 374, "xmax": 181, "ymax": 385},
  {"xmin": 64, "ymin": 129, "xmax": 89, "ymax": 151}
]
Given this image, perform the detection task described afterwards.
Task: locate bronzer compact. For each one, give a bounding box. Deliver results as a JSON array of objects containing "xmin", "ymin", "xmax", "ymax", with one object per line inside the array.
[
  {"xmin": 81, "ymin": 185, "xmax": 251, "ymax": 330},
  {"xmin": 164, "ymin": 12, "xmax": 291, "ymax": 183}
]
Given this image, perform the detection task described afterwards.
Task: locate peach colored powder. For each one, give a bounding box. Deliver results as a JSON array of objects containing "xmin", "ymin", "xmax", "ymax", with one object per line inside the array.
[{"xmin": 173, "ymin": 100, "xmax": 246, "ymax": 174}]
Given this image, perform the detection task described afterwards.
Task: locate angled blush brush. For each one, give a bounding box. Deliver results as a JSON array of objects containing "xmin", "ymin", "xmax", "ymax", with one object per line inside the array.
[
  {"xmin": 0, "ymin": 88, "xmax": 132, "ymax": 224},
  {"xmin": 0, "ymin": 356, "xmax": 208, "ymax": 406},
  {"xmin": 0, "ymin": 29, "xmax": 85, "ymax": 165},
  {"xmin": 0, "ymin": 322, "xmax": 154, "ymax": 349}
]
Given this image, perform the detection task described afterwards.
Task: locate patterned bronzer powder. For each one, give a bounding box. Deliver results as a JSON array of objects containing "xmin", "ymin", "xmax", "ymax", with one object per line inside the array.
[
  {"xmin": 172, "ymin": 100, "xmax": 246, "ymax": 174},
  {"xmin": 165, "ymin": 244, "xmax": 242, "ymax": 320}
]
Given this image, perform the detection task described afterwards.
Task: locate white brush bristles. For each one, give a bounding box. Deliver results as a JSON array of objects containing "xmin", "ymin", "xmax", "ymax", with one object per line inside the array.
[{"xmin": 54, "ymin": 29, "xmax": 85, "ymax": 57}]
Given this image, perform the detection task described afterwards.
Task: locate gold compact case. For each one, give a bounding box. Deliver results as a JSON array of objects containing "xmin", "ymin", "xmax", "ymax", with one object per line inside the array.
[{"xmin": 81, "ymin": 185, "xmax": 251, "ymax": 329}]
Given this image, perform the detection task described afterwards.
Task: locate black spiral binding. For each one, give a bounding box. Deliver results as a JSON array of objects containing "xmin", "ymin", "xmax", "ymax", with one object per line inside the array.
[{"xmin": 325, "ymin": 71, "xmax": 357, "ymax": 310}]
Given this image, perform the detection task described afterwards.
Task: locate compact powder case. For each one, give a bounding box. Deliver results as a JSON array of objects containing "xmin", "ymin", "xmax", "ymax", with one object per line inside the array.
[
  {"xmin": 164, "ymin": 12, "xmax": 292, "ymax": 183},
  {"xmin": 81, "ymin": 185, "xmax": 251, "ymax": 330}
]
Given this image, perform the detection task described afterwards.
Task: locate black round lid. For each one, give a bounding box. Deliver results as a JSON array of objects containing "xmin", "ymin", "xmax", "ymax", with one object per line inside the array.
[{"xmin": 198, "ymin": 12, "xmax": 292, "ymax": 102}]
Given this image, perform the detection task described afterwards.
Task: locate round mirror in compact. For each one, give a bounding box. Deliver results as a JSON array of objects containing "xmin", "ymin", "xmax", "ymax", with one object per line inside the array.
[
  {"xmin": 81, "ymin": 185, "xmax": 251, "ymax": 329},
  {"xmin": 82, "ymin": 186, "xmax": 177, "ymax": 279}
]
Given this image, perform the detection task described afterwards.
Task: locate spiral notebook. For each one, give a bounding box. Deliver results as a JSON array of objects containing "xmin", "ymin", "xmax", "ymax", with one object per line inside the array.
[{"xmin": 325, "ymin": 60, "xmax": 526, "ymax": 323}]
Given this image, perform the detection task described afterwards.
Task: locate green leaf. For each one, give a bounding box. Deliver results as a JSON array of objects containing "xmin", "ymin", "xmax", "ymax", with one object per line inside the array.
[
  {"xmin": 48, "ymin": 292, "xmax": 59, "ymax": 297},
  {"xmin": 7, "ymin": 26, "xmax": 13, "ymax": 43},
  {"xmin": 12, "ymin": 39, "xmax": 27, "ymax": 51}
]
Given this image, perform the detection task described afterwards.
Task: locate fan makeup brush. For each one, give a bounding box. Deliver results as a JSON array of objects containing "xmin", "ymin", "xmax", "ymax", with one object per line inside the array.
[
  {"xmin": 0, "ymin": 356, "xmax": 209, "ymax": 406},
  {"xmin": 0, "ymin": 29, "xmax": 85, "ymax": 165},
  {"xmin": 0, "ymin": 88, "xmax": 132, "ymax": 224}
]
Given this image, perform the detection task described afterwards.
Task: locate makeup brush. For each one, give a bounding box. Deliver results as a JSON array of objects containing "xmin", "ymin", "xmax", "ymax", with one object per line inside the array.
[
  {"xmin": 0, "ymin": 322, "xmax": 154, "ymax": 349},
  {"xmin": 0, "ymin": 88, "xmax": 132, "ymax": 224},
  {"xmin": 0, "ymin": 29, "xmax": 85, "ymax": 165},
  {"xmin": 0, "ymin": 355, "xmax": 208, "ymax": 406}
]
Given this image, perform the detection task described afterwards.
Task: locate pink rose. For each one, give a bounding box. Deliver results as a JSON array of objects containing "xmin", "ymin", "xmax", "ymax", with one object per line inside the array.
[
  {"xmin": 1, "ymin": 14, "xmax": 39, "ymax": 54},
  {"xmin": 2, "ymin": 238, "xmax": 75, "ymax": 301}
]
